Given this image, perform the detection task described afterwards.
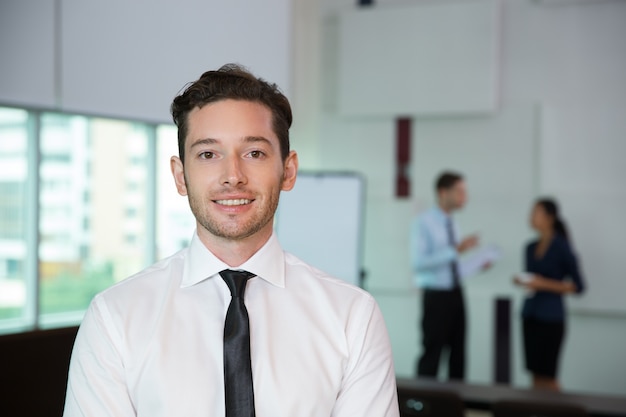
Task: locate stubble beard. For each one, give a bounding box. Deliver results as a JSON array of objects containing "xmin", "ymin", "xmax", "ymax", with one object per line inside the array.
[{"xmin": 186, "ymin": 181, "xmax": 282, "ymax": 242}]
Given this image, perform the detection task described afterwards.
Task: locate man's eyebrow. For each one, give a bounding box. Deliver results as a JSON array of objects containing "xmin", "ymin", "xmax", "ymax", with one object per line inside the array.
[
  {"xmin": 244, "ymin": 136, "xmax": 273, "ymax": 146},
  {"xmin": 189, "ymin": 138, "xmax": 218, "ymax": 149},
  {"xmin": 189, "ymin": 136, "xmax": 274, "ymax": 149}
]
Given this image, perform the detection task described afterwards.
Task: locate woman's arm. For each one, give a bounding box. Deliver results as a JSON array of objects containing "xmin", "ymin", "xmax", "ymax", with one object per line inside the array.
[
  {"xmin": 522, "ymin": 275, "xmax": 576, "ymax": 294},
  {"xmin": 515, "ymin": 239, "xmax": 585, "ymax": 295},
  {"xmin": 527, "ymin": 239, "xmax": 585, "ymax": 295},
  {"xmin": 564, "ymin": 244, "xmax": 585, "ymax": 294}
]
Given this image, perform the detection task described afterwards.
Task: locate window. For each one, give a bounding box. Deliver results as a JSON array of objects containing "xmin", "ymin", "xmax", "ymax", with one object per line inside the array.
[
  {"xmin": 38, "ymin": 115, "xmax": 151, "ymax": 325},
  {"xmin": 0, "ymin": 106, "xmax": 195, "ymax": 334},
  {"xmin": 156, "ymin": 125, "xmax": 195, "ymax": 260},
  {"xmin": 0, "ymin": 108, "xmax": 30, "ymax": 326}
]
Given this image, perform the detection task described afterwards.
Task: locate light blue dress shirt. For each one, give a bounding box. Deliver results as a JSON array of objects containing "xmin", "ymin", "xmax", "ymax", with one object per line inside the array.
[{"xmin": 410, "ymin": 206, "xmax": 462, "ymax": 290}]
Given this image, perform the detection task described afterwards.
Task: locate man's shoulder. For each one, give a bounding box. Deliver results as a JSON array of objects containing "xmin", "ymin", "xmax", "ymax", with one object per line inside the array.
[
  {"xmin": 416, "ymin": 206, "xmax": 441, "ymax": 221},
  {"xmin": 95, "ymin": 248, "xmax": 187, "ymax": 301},
  {"xmin": 413, "ymin": 206, "xmax": 443, "ymax": 231},
  {"xmin": 283, "ymin": 251, "xmax": 373, "ymax": 301}
]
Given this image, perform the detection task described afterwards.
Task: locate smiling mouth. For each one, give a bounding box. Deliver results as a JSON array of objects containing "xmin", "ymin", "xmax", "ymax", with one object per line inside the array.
[{"xmin": 214, "ymin": 199, "xmax": 252, "ymax": 206}]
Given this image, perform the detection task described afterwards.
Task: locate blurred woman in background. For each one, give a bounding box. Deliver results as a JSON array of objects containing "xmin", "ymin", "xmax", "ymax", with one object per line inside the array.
[{"xmin": 514, "ymin": 198, "xmax": 585, "ymax": 391}]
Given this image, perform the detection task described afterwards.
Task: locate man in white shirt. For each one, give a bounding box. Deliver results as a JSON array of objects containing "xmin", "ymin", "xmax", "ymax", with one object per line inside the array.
[{"xmin": 63, "ymin": 64, "xmax": 399, "ymax": 417}]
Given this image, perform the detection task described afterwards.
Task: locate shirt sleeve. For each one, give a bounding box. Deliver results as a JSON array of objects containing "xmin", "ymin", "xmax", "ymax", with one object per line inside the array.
[
  {"xmin": 63, "ymin": 296, "xmax": 136, "ymax": 417},
  {"xmin": 331, "ymin": 297, "xmax": 399, "ymax": 417},
  {"xmin": 410, "ymin": 215, "xmax": 457, "ymax": 272}
]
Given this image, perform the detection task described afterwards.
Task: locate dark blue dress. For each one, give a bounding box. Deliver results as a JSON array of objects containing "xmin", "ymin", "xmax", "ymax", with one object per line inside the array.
[
  {"xmin": 521, "ymin": 235, "xmax": 585, "ymax": 377},
  {"xmin": 523, "ymin": 236, "xmax": 585, "ymax": 322}
]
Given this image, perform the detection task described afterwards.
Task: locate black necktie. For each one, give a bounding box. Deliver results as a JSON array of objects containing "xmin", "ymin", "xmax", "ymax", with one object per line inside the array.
[
  {"xmin": 220, "ymin": 269, "xmax": 256, "ymax": 417},
  {"xmin": 446, "ymin": 218, "xmax": 460, "ymax": 288}
]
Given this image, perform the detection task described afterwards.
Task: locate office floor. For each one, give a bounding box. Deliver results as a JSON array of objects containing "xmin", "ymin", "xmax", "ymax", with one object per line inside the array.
[{"xmin": 466, "ymin": 411, "xmax": 492, "ymax": 417}]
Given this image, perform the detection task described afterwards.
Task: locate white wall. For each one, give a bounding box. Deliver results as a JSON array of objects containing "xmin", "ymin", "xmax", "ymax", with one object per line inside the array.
[
  {"xmin": 291, "ymin": 0, "xmax": 626, "ymax": 396},
  {"xmin": 0, "ymin": 1, "xmax": 56, "ymax": 108},
  {"xmin": 336, "ymin": 0, "xmax": 500, "ymax": 116},
  {"xmin": 0, "ymin": 0, "xmax": 292, "ymax": 123}
]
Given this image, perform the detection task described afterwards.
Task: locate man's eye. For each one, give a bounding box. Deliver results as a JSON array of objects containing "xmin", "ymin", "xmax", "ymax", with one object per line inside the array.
[
  {"xmin": 248, "ymin": 150, "xmax": 264, "ymax": 158},
  {"xmin": 199, "ymin": 151, "xmax": 215, "ymax": 159}
]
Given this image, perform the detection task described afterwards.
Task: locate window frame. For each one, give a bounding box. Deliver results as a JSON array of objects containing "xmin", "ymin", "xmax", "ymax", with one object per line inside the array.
[{"xmin": 0, "ymin": 105, "xmax": 169, "ymax": 335}]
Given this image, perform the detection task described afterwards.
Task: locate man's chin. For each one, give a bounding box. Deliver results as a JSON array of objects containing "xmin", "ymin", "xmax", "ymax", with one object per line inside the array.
[{"xmin": 202, "ymin": 223, "xmax": 264, "ymax": 242}]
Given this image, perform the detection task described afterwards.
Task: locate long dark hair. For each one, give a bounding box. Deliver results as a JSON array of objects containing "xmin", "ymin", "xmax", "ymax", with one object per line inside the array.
[{"xmin": 536, "ymin": 198, "xmax": 570, "ymax": 242}]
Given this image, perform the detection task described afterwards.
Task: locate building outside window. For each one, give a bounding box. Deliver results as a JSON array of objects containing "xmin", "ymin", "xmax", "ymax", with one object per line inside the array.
[
  {"xmin": 0, "ymin": 106, "xmax": 195, "ymax": 334},
  {"xmin": 0, "ymin": 108, "xmax": 30, "ymax": 324}
]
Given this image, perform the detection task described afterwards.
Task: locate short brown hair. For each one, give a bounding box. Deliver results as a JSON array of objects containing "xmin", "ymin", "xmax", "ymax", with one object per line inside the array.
[
  {"xmin": 170, "ymin": 63, "xmax": 292, "ymax": 163},
  {"xmin": 435, "ymin": 171, "xmax": 464, "ymax": 192}
]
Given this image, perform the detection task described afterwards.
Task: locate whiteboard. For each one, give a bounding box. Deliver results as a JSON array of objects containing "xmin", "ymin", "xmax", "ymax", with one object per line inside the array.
[{"xmin": 275, "ymin": 172, "xmax": 365, "ymax": 287}]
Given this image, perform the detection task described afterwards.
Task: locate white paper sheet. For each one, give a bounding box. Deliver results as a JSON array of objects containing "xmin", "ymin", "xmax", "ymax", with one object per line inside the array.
[{"xmin": 459, "ymin": 244, "xmax": 501, "ymax": 278}]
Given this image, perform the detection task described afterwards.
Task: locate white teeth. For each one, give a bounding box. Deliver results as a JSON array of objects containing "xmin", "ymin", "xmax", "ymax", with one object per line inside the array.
[{"xmin": 216, "ymin": 199, "xmax": 251, "ymax": 206}]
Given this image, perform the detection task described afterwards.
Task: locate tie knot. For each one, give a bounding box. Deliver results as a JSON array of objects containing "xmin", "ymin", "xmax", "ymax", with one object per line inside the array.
[{"xmin": 220, "ymin": 269, "xmax": 255, "ymax": 298}]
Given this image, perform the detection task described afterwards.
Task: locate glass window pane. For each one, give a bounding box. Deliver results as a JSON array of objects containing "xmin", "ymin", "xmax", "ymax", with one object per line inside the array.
[
  {"xmin": 156, "ymin": 125, "xmax": 195, "ymax": 260},
  {"xmin": 0, "ymin": 107, "xmax": 30, "ymax": 328},
  {"xmin": 39, "ymin": 114, "xmax": 151, "ymax": 325}
]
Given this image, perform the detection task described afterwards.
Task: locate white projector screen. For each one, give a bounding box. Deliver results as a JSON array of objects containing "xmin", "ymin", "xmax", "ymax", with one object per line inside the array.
[
  {"xmin": 275, "ymin": 172, "xmax": 365, "ymax": 287},
  {"xmin": 337, "ymin": 0, "xmax": 500, "ymax": 117}
]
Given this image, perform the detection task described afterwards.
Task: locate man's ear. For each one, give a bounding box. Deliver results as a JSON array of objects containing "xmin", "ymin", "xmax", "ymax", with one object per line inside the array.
[
  {"xmin": 171, "ymin": 156, "xmax": 188, "ymax": 196},
  {"xmin": 281, "ymin": 151, "xmax": 298, "ymax": 191}
]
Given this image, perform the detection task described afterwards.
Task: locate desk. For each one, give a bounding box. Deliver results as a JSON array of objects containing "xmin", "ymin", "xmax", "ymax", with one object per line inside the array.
[{"xmin": 397, "ymin": 378, "xmax": 626, "ymax": 417}]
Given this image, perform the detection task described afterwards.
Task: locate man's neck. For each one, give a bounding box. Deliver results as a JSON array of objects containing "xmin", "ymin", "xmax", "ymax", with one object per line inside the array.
[
  {"xmin": 438, "ymin": 201, "xmax": 452, "ymax": 215},
  {"xmin": 197, "ymin": 226, "xmax": 273, "ymax": 267}
]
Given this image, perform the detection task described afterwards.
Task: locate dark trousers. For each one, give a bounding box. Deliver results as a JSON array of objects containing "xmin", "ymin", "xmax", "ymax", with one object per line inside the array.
[{"xmin": 417, "ymin": 287, "xmax": 466, "ymax": 380}]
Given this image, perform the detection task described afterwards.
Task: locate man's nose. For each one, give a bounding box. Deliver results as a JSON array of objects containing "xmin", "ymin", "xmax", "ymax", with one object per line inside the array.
[{"xmin": 220, "ymin": 155, "xmax": 247, "ymax": 186}]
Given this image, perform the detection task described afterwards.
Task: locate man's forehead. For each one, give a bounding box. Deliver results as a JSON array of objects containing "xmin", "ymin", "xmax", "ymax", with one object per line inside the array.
[{"xmin": 185, "ymin": 101, "xmax": 277, "ymax": 143}]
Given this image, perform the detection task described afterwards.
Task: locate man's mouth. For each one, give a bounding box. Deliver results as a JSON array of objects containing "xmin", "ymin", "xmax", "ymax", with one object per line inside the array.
[{"xmin": 214, "ymin": 199, "xmax": 252, "ymax": 206}]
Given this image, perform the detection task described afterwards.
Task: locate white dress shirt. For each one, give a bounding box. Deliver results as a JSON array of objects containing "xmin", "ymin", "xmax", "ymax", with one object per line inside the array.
[{"xmin": 63, "ymin": 231, "xmax": 399, "ymax": 417}]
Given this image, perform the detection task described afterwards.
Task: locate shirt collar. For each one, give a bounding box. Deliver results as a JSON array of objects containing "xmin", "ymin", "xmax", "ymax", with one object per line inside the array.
[
  {"xmin": 181, "ymin": 230, "xmax": 286, "ymax": 289},
  {"xmin": 433, "ymin": 205, "xmax": 452, "ymax": 221}
]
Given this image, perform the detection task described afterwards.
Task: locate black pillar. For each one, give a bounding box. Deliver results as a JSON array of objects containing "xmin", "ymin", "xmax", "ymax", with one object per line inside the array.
[{"xmin": 494, "ymin": 297, "xmax": 512, "ymax": 384}]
